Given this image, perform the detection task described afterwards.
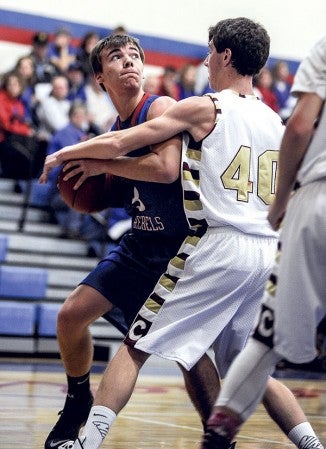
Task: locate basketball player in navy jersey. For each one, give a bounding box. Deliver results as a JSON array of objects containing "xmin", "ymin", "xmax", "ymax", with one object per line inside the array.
[
  {"xmin": 43, "ymin": 34, "xmax": 220, "ymax": 449},
  {"xmin": 41, "ymin": 23, "xmax": 323, "ymax": 449}
]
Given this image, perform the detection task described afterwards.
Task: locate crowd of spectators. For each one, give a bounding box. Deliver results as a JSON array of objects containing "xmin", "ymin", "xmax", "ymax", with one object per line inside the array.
[
  {"xmin": 0, "ymin": 25, "xmax": 297, "ymax": 256},
  {"xmin": 253, "ymin": 60, "xmax": 296, "ymax": 122},
  {"xmin": 0, "ymin": 27, "xmax": 120, "ymax": 256}
]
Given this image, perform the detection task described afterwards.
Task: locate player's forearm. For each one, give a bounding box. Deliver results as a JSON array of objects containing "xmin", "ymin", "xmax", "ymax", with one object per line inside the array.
[
  {"xmin": 53, "ymin": 125, "xmax": 156, "ymax": 164},
  {"xmin": 274, "ymin": 117, "xmax": 312, "ymax": 205},
  {"xmin": 104, "ymin": 155, "xmax": 179, "ymax": 183}
]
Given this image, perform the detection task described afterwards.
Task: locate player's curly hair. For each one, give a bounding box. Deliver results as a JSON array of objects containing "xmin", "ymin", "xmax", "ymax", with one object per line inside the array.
[
  {"xmin": 90, "ymin": 34, "xmax": 145, "ymax": 75},
  {"xmin": 208, "ymin": 17, "xmax": 270, "ymax": 76}
]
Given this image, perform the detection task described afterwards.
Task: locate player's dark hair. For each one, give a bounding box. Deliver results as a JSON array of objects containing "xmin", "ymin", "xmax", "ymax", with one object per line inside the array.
[
  {"xmin": 90, "ymin": 34, "xmax": 145, "ymax": 75},
  {"xmin": 208, "ymin": 17, "xmax": 270, "ymax": 76}
]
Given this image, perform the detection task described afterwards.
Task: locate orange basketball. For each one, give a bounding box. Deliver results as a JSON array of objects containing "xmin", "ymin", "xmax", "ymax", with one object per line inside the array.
[{"xmin": 58, "ymin": 165, "xmax": 113, "ymax": 214}]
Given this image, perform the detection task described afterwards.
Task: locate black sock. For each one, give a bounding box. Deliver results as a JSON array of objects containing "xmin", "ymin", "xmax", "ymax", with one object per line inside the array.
[{"xmin": 66, "ymin": 372, "xmax": 91, "ymax": 399}]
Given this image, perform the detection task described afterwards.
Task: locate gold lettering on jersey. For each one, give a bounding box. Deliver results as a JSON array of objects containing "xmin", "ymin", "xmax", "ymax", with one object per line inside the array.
[{"xmin": 133, "ymin": 216, "xmax": 164, "ymax": 231}]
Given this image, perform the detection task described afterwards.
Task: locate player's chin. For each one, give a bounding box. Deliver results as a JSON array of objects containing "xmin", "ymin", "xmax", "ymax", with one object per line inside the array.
[{"xmin": 122, "ymin": 77, "xmax": 142, "ymax": 88}]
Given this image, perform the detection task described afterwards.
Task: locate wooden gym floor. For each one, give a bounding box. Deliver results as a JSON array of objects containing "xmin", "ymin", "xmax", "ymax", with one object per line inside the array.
[{"xmin": 0, "ymin": 356, "xmax": 325, "ymax": 449}]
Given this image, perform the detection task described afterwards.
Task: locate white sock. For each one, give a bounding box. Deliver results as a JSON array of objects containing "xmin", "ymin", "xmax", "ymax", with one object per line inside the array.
[
  {"xmin": 77, "ymin": 405, "xmax": 117, "ymax": 449},
  {"xmin": 288, "ymin": 422, "xmax": 324, "ymax": 449}
]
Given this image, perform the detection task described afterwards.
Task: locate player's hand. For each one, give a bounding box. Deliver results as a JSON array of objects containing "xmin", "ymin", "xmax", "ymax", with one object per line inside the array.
[
  {"xmin": 62, "ymin": 159, "xmax": 107, "ymax": 190},
  {"xmin": 267, "ymin": 200, "xmax": 286, "ymax": 231},
  {"xmin": 39, "ymin": 153, "xmax": 61, "ymax": 184}
]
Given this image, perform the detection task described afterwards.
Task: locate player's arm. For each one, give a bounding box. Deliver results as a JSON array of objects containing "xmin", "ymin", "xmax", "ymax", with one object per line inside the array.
[
  {"xmin": 58, "ymin": 96, "xmax": 183, "ymax": 188},
  {"xmin": 39, "ymin": 96, "xmax": 214, "ymax": 183},
  {"xmin": 268, "ymin": 91, "xmax": 323, "ymax": 230}
]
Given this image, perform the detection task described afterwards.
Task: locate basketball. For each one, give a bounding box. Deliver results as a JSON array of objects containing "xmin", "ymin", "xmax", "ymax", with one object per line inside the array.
[{"xmin": 58, "ymin": 164, "xmax": 112, "ymax": 214}]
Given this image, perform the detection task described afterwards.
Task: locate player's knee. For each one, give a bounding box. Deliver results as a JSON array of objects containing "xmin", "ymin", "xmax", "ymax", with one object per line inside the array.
[{"xmin": 57, "ymin": 301, "xmax": 80, "ymax": 332}]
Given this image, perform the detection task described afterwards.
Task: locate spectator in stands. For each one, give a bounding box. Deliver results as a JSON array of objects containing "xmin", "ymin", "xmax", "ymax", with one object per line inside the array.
[
  {"xmin": 29, "ymin": 32, "xmax": 58, "ymax": 84},
  {"xmin": 13, "ymin": 55, "xmax": 39, "ymax": 126},
  {"xmin": 47, "ymin": 27, "xmax": 77, "ymax": 74},
  {"xmin": 176, "ymin": 63, "xmax": 197, "ymax": 99},
  {"xmin": 0, "ymin": 71, "xmax": 45, "ymax": 184},
  {"xmin": 36, "ymin": 74, "xmax": 71, "ymax": 142},
  {"xmin": 271, "ymin": 60, "xmax": 296, "ymax": 121},
  {"xmin": 45, "ymin": 100, "xmax": 102, "ymax": 240},
  {"xmin": 194, "ymin": 60, "xmax": 214, "ymax": 95},
  {"xmin": 111, "ymin": 25, "xmax": 128, "ymax": 35},
  {"xmin": 66, "ymin": 61, "xmax": 87, "ymax": 103},
  {"xmin": 76, "ymin": 31, "xmax": 100, "ymax": 77},
  {"xmin": 76, "ymin": 31, "xmax": 100, "ymax": 78},
  {"xmin": 84, "ymin": 75, "xmax": 117, "ymax": 133},
  {"xmin": 0, "ymin": 71, "xmax": 33, "ymax": 146},
  {"xmin": 253, "ymin": 66, "xmax": 279, "ymax": 112},
  {"xmin": 143, "ymin": 73, "xmax": 160, "ymax": 95},
  {"xmin": 157, "ymin": 65, "xmax": 179, "ymax": 99}
]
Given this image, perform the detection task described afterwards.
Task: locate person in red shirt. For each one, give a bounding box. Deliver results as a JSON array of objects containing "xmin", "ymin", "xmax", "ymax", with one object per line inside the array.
[
  {"xmin": 0, "ymin": 71, "xmax": 33, "ymax": 143},
  {"xmin": 0, "ymin": 71, "xmax": 44, "ymax": 181},
  {"xmin": 253, "ymin": 67, "xmax": 279, "ymax": 113}
]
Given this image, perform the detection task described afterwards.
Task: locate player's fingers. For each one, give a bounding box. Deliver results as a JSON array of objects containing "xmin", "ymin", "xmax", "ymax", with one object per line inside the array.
[
  {"xmin": 39, "ymin": 167, "xmax": 50, "ymax": 184},
  {"xmin": 63, "ymin": 165, "xmax": 86, "ymax": 181},
  {"xmin": 38, "ymin": 172, "xmax": 46, "ymax": 184},
  {"xmin": 73, "ymin": 174, "xmax": 87, "ymax": 190},
  {"xmin": 63, "ymin": 160, "xmax": 81, "ymax": 172}
]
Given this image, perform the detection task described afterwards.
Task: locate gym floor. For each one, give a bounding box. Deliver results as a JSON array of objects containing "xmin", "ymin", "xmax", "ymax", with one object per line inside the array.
[{"xmin": 0, "ymin": 356, "xmax": 325, "ymax": 449}]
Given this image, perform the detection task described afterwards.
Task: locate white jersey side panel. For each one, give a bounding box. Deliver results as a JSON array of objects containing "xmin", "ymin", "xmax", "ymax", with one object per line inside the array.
[
  {"xmin": 182, "ymin": 89, "xmax": 284, "ymax": 237},
  {"xmin": 293, "ymin": 36, "xmax": 326, "ymax": 186}
]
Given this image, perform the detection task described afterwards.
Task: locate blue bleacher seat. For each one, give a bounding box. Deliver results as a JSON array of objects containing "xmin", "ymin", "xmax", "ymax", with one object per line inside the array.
[
  {"xmin": 0, "ymin": 300, "xmax": 36, "ymax": 335},
  {"xmin": 0, "ymin": 266, "xmax": 48, "ymax": 299},
  {"xmin": 37, "ymin": 303, "xmax": 61, "ymax": 337},
  {"xmin": 0, "ymin": 235, "xmax": 8, "ymax": 262}
]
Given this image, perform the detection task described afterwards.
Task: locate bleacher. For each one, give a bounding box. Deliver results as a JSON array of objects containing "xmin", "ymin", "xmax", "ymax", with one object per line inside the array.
[{"xmin": 0, "ymin": 177, "xmax": 123, "ymax": 360}]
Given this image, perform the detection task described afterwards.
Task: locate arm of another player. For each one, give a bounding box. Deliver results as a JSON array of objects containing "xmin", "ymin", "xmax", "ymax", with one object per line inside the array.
[
  {"xmin": 39, "ymin": 95, "xmax": 214, "ymax": 183},
  {"xmin": 58, "ymin": 96, "xmax": 182, "ymax": 188},
  {"xmin": 268, "ymin": 92, "xmax": 324, "ymax": 230}
]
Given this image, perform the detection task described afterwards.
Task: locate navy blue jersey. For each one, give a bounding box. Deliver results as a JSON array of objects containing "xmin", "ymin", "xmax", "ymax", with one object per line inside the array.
[
  {"xmin": 111, "ymin": 93, "xmax": 188, "ymax": 240},
  {"xmin": 82, "ymin": 93, "xmax": 189, "ymax": 332}
]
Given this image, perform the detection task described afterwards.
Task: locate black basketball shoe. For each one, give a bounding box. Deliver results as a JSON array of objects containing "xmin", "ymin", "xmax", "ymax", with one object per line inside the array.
[
  {"xmin": 200, "ymin": 428, "xmax": 236, "ymax": 449},
  {"xmin": 44, "ymin": 391, "xmax": 93, "ymax": 449}
]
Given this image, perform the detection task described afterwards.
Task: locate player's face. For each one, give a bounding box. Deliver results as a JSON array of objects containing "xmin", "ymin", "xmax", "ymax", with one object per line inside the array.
[
  {"xmin": 96, "ymin": 44, "xmax": 144, "ymax": 93},
  {"xmin": 205, "ymin": 40, "xmax": 225, "ymax": 92}
]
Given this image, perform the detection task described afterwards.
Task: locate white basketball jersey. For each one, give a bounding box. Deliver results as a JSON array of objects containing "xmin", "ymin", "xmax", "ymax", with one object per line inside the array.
[
  {"xmin": 181, "ymin": 89, "xmax": 284, "ymax": 237},
  {"xmin": 293, "ymin": 36, "xmax": 326, "ymax": 186}
]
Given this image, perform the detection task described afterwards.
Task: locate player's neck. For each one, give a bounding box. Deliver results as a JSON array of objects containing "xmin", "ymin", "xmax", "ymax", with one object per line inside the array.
[
  {"xmin": 111, "ymin": 89, "xmax": 146, "ymax": 121},
  {"xmin": 217, "ymin": 75, "xmax": 254, "ymax": 96}
]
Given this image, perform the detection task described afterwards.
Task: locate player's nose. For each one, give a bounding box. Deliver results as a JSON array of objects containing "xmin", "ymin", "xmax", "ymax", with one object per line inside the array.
[{"xmin": 123, "ymin": 56, "xmax": 133, "ymax": 67}]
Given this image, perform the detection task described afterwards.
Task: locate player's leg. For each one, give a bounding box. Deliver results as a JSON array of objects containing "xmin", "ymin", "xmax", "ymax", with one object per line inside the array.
[
  {"xmin": 202, "ymin": 338, "xmax": 324, "ymax": 449},
  {"xmin": 57, "ymin": 285, "xmax": 111, "ymax": 376},
  {"xmin": 263, "ymin": 377, "xmax": 323, "ymax": 449},
  {"xmin": 202, "ymin": 338, "xmax": 280, "ymax": 449},
  {"xmin": 179, "ymin": 353, "xmax": 221, "ymax": 424},
  {"xmin": 45, "ymin": 284, "xmax": 113, "ymax": 449},
  {"xmin": 76, "ymin": 344, "xmax": 150, "ymax": 449}
]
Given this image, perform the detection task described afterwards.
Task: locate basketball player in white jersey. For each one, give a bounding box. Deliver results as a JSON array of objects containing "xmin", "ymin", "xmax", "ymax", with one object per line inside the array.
[
  {"xmin": 40, "ymin": 18, "xmax": 323, "ymax": 449},
  {"xmin": 198, "ymin": 36, "xmax": 326, "ymax": 449}
]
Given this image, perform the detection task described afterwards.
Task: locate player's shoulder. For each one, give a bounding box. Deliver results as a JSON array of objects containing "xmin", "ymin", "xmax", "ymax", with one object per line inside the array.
[{"xmin": 147, "ymin": 95, "xmax": 177, "ymax": 119}]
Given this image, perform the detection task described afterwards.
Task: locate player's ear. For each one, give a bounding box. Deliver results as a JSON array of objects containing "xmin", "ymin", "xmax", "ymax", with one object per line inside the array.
[
  {"xmin": 224, "ymin": 48, "xmax": 232, "ymax": 63},
  {"xmin": 95, "ymin": 72, "xmax": 104, "ymax": 84},
  {"xmin": 95, "ymin": 73, "xmax": 107, "ymax": 92}
]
